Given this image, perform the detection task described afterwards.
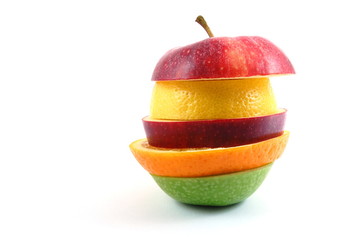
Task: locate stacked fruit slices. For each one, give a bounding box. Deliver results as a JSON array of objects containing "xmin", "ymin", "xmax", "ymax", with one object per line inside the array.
[
  {"xmin": 130, "ymin": 17, "xmax": 295, "ymax": 206},
  {"xmin": 130, "ymin": 79, "xmax": 289, "ymax": 206}
]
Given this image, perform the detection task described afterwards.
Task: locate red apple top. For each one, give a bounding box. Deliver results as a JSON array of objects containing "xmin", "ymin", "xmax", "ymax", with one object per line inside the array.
[{"xmin": 151, "ymin": 16, "xmax": 295, "ymax": 81}]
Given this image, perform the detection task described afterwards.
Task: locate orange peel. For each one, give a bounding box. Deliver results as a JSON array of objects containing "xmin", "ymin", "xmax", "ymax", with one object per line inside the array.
[{"xmin": 129, "ymin": 131, "xmax": 289, "ymax": 177}]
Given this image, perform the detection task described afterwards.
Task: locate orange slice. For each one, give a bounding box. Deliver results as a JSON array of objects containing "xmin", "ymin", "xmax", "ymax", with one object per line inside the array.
[{"xmin": 129, "ymin": 131, "xmax": 289, "ymax": 177}]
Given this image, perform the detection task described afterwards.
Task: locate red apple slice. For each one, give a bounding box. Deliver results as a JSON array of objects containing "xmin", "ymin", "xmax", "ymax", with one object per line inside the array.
[
  {"xmin": 143, "ymin": 109, "xmax": 286, "ymax": 148},
  {"xmin": 151, "ymin": 36, "xmax": 295, "ymax": 81}
]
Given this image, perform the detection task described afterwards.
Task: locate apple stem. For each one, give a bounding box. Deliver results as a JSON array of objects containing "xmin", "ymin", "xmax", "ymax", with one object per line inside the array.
[{"xmin": 195, "ymin": 15, "xmax": 214, "ymax": 38}]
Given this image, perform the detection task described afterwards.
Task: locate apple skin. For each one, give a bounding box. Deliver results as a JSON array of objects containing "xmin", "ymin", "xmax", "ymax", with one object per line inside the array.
[
  {"xmin": 152, "ymin": 36, "xmax": 295, "ymax": 81},
  {"xmin": 143, "ymin": 109, "xmax": 286, "ymax": 148},
  {"xmin": 151, "ymin": 163, "xmax": 273, "ymax": 206}
]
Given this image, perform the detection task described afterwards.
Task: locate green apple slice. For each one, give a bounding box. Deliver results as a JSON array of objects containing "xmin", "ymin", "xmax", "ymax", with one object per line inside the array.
[{"xmin": 151, "ymin": 163, "xmax": 273, "ymax": 206}]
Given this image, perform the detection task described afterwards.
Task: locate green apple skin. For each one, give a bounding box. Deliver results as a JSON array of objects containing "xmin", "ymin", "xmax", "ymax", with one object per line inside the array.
[{"xmin": 151, "ymin": 163, "xmax": 273, "ymax": 206}]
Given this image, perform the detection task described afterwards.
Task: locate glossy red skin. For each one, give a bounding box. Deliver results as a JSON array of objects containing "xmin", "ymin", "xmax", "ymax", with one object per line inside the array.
[
  {"xmin": 152, "ymin": 36, "xmax": 295, "ymax": 81},
  {"xmin": 143, "ymin": 110, "xmax": 286, "ymax": 148}
]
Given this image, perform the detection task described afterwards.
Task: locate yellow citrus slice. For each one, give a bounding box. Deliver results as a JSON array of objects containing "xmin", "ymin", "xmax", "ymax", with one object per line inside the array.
[
  {"xmin": 129, "ymin": 131, "xmax": 289, "ymax": 177},
  {"xmin": 150, "ymin": 78, "xmax": 277, "ymax": 120}
]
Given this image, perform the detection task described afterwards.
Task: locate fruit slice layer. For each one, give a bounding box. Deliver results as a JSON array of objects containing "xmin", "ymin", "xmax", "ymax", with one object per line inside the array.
[
  {"xmin": 150, "ymin": 78, "xmax": 277, "ymax": 120},
  {"xmin": 151, "ymin": 163, "xmax": 273, "ymax": 206},
  {"xmin": 151, "ymin": 36, "xmax": 295, "ymax": 81},
  {"xmin": 129, "ymin": 131, "xmax": 289, "ymax": 177},
  {"xmin": 143, "ymin": 109, "xmax": 286, "ymax": 148}
]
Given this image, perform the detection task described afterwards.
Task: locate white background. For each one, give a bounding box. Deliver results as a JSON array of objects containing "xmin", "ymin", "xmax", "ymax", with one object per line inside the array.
[{"xmin": 1, "ymin": 0, "xmax": 361, "ymax": 239}]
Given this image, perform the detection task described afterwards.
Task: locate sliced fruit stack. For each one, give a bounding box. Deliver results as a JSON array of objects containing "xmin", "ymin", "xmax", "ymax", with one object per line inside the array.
[{"xmin": 130, "ymin": 16, "xmax": 295, "ymax": 206}]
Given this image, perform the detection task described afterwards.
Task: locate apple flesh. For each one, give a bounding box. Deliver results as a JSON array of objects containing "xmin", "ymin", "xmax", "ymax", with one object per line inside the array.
[
  {"xmin": 143, "ymin": 109, "xmax": 286, "ymax": 148},
  {"xmin": 151, "ymin": 36, "xmax": 295, "ymax": 81}
]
